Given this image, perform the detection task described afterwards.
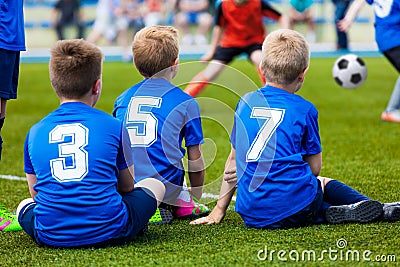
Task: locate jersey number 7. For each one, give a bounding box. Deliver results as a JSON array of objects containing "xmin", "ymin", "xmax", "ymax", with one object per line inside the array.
[{"xmin": 246, "ymin": 108, "xmax": 285, "ymax": 162}]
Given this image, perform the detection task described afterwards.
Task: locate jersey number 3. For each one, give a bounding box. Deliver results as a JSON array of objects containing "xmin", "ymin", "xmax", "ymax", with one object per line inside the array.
[{"xmin": 49, "ymin": 123, "xmax": 89, "ymax": 183}]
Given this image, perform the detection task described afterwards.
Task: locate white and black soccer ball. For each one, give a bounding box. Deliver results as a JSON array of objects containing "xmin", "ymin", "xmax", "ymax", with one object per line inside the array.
[{"xmin": 332, "ymin": 54, "xmax": 367, "ymax": 89}]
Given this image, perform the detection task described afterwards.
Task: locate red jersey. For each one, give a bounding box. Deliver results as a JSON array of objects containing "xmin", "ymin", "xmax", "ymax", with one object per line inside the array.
[{"xmin": 215, "ymin": 0, "xmax": 282, "ymax": 48}]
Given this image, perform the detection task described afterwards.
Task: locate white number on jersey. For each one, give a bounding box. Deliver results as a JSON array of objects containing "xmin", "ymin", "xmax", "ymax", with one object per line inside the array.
[
  {"xmin": 49, "ymin": 123, "xmax": 89, "ymax": 182},
  {"xmin": 126, "ymin": 96, "xmax": 162, "ymax": 147},
  {"xmin": 373, "ymin": 0, "xmax": 393, "ymax": 18},
  {"xmin": 246, "ymin": 108, "xmax": 285, "ymax": 162}
]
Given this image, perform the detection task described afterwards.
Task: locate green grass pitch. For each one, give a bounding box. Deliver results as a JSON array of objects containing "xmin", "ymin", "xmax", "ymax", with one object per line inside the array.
[{"xmin": 0, "ymin": 58, "xmax": 399, "ymax": 266}]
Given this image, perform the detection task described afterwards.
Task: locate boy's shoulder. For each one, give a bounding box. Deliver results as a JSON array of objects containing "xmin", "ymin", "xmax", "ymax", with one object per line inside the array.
[
  {"xmin": 241, "ymin": 86, "xmax": 316, "ymax": 110},
  {"xmin": 116, "ymin": 79, "xmax": 195, "ymax": 104}
]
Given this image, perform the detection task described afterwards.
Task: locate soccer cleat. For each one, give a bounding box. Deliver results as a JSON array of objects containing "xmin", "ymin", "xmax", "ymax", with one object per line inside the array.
[
  {"xmin": 0, "ymin": 205, "xmax": 22, "ymax": 232},
  {"xmin": 148, "ymin": 208, "xmax": 174, "ymax": 225},
  {"xmin": 382, "ymin": 202, "xmax": 400, "ymax": 222},
  {"xmin": 325, "ymin": 200, "xmax": 383, "ymax": 224},
  {"xmin": 174, "ymin": 195, "xmax": 210, "ymax": 219},
  {"xmin": 381, "ymin": 110, "xmax": 400, "ymax": 123}
]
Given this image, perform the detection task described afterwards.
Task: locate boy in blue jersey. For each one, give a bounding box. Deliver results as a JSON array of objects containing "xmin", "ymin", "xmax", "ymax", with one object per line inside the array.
[
  {"xmin": 339, "ymin": 0, "xmax": 400, "ymax": 123},
  {"xmin": 0, "ymin": 0, "xmax": 25, "ymax": 160},
  {"xmin": 191, "ymin": 29, "xmax": 400, "ymax": 228},
  {"xmin": 16, "ymin": 39, "xmax": 166, "ymax": 248},
  {"xmin": 113, "ymin": 25, "xmax": 209, "ymax": 222}
]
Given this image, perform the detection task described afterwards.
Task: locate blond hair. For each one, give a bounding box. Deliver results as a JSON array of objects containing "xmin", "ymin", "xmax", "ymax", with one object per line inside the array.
[
  {"xmin": 132, "ymin": 26, "xmax": 179, "ymax": 78},
  {"xmin": 261, "ymin": 29, "xmax": 310, "ymax": 85},
  {"xmin": 49, "ymin": 39, "xmax": 103, "ymax": 99}
]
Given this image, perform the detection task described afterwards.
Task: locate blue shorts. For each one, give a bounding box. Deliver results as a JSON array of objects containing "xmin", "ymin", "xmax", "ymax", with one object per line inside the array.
[
  {"xmin": 18, "ymin": 187, "xmax": 157, "ymax": 248},
  {"xmin": 262, "ymin": 179, "xmax": 327, "ymax": 229},
  {"xmin": 290, "ymin": 0, "xmax": 313, "ymax": 12},
  {"xmin": 187, "ymin": 12, "xmax": 202, "ymax": 24},
  {"xmin": 0, "ymin": 48, "xmax": 20, "ymax": 100},
  {"xmin": 213, "ymin": 43, "xmax": 262, "ymax": 64}
]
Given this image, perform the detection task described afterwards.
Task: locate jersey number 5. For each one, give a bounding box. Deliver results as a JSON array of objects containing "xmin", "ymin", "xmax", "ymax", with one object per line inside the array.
[
  {"xmin": 246, "ymin": 108, "xmax": 285, "ymax": 162},
  {"xmin": 126, "ymin": 96, "xmax": 162, "ymax": 147}
]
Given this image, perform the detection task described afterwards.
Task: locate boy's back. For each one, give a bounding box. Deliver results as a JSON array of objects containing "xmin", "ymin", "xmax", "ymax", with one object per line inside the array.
[
  {"xmin": 232, "ymin": 85, "xmax": 321, "ymax": 228},
  {"xmin": 25, "ymin": 102, "xmax": 130, "ymax": 246},
  {"xmin": 113, "ymin": 78, "xmax": 203, "ymax": 200}
]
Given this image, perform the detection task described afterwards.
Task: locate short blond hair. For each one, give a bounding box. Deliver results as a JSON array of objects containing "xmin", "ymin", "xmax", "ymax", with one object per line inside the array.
[
  {"xmin": 261, "ymin": 29, "xmax": 310, "ymax": 85},
  {"xmin": 132, "ymin": 26, "xmax": 179, "ymax": 78},
  {"xmin": 49, "ymin": 39, "xmax": 103, "ymax": 99}
]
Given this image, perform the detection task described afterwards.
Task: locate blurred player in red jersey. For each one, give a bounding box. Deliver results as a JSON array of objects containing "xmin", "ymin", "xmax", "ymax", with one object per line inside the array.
[{"xmin": 184, "ymin": 0, "xmax": 289, "ymax": 97}]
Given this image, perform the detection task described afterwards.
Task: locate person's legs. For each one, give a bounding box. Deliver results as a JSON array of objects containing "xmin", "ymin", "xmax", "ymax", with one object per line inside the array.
[
  {"xmin": 319, "ymin": 177, "xmax": 382, "ymax": 224},
  {"xmin": 55, "ymin": 20, "xmax": 64, "ymax": 40},
  {"xmin": 174, "ymin": 177, "xmax": 210, "ymax": 219},
  {"xmin": 194, "ymin": 12, "xmax": 212, "ymax": 45},
  {"xmin": 381, "ymin": 47, "xmax": 400, "ymax": 121},
  {"xmin": 0, "ymin": 49, "xmax": 19, "ymax": 160},
  {"xmin": 333, "ymin": 0, "xmax": 350, "ymax": 50},
  {"xmin": 184, "ymin": 59, "xmax": 227, "ymax": 97},
  {"xmin": 0, "ymin": 107, "xmax": 4, "ymax": 160},
  {"xmin": 175, "ymin": 12, "xmax": 192, "ymax": 45},
  {"xmin": 263, "ymin": 178, "xmax": 324, "ymax": 229},
  {"xmin": 111, "ymin": 179, "xmax": 164, "ymax": 244},
  {"xmin": 319, "ymin": 177, "xmax": 369, "ymax": 205},
  {"xmin": 383, "ymin": 77, "xmax": 400, "ymax": 113},
  {"xmin": 16, "ymin": 198, "xmax": 44, "ymax": 245},
  {"xmin": 135, "ymin": 178, "xmax": 165, "ymax": 206}
]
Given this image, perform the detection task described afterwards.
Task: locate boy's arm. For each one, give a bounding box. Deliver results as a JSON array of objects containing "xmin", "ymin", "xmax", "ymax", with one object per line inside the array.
[
  {"xmin": 190, "ymin": 148, "xmax": 237, "ymax": 225},
  {"xmin": 187, "ymin": 144, "xmax": 205, "ymax": 200},
  {"xmin": 117, "ymin": 165, "xmax": 134, "ymax": 193},
  {"xmin": 303, "ymin": 152, "xmax": 322, "ymax": 177},
  {"xmin": 338, "ymin": 0, "xmax": 366, "ymax": 32},
  {"xmin": 26, "ymin": 173, "xmax": 38, "ymax": 199}
]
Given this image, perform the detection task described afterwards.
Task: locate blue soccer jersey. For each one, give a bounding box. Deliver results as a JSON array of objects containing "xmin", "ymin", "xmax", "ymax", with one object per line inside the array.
[
  {"xmin": 0, "ymin": 0, "xmax": 26, "ymax": 51},
  {"xmin": 113, "ymin": 78, "xmax": 204, "ymax": 200},
  {"xmin": 231, "ymin": 85, "xmax": 321, "ymax": 228},
  {"xmin": 24, "ymin": 102, "xmax": 132, "ymax": 247},
  {"xmin": 366, "ymin": 0, "xmax": 400, "ymax": 52}
]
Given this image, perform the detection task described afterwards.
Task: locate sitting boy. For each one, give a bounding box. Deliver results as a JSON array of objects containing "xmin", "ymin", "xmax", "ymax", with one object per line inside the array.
[
  {"xmin": 17, "ymin": 39, "xmax": 165, "ymax": 247},
  {"xmin": 113, "ymin": 26, "xmax": 209, "ymax": 223},
  {"xmin": 191, "ymin": 29, "xmax": 400, "ymax": 228}
]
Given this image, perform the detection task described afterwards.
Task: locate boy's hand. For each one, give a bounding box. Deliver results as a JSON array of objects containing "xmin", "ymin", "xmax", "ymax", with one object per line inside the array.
[
  {"xmin": 190, "ymin": 214, "xmax": 217, "ymax": 225},
  {"xmin": 224, "ymin": 167, "xmax": 237, "ymax": 184},
  {"xmin": 190, "ymin": 208, "xmax": 224, "ymax": 225}
]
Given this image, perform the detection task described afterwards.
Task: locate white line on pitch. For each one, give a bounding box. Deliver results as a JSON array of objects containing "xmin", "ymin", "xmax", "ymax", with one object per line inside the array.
[{"xmin": 0, "ymin": 174, "xmax": 26, "ymax": 181}]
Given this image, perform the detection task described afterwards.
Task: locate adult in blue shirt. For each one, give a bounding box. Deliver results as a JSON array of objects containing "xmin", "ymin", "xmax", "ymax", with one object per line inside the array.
[
  {"xmin": 191, "ymin": 29, "xmax": 400, "ymax": 228},
  {"xmin": 339, "ymin": 0, "xmax": 400, "ymax": 123},
  {"xmin": 0, "ymin": 0, "xmax": 26, "ymax": 160},
  {"xmin": 17, "ymin": 39, "xmax": 165, "ymax": 247}
]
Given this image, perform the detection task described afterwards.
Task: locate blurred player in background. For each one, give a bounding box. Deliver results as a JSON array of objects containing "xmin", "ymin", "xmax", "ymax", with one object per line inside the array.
[
  {"xmin": 332, "ymin": 0, "xmax": 350, "ymax": 51},
  {"xmin": 51, "ymin": 0, "xmax": 85, "ymax": 40},
  {"xmin": 0, "ymin": 0, "xmax": 26, "ymax": 161},
  {"xmin": 184, "ymin": 0, "xmax": 289, "ymax": 97},
  {"xmin": 173, "ymin": 0, "xmax": 213, "ymax": 45},
  {"xmin": 113, "ymin": 26, "xmax": 209, "ymax": 225},
  {"xmin": 338, "ymin": 0, "xmax": 400, "ymax": 122},
  {"xmin": 190, "ymin": 29, "xmax": 400, "ymax": 228},
  {"xmin": 288, "ymin": 0, "xmax": 316, "ymax": 42},
  {"xmin": 17, "ymin": 39, "xmax": 165, "ymax": 247}
]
